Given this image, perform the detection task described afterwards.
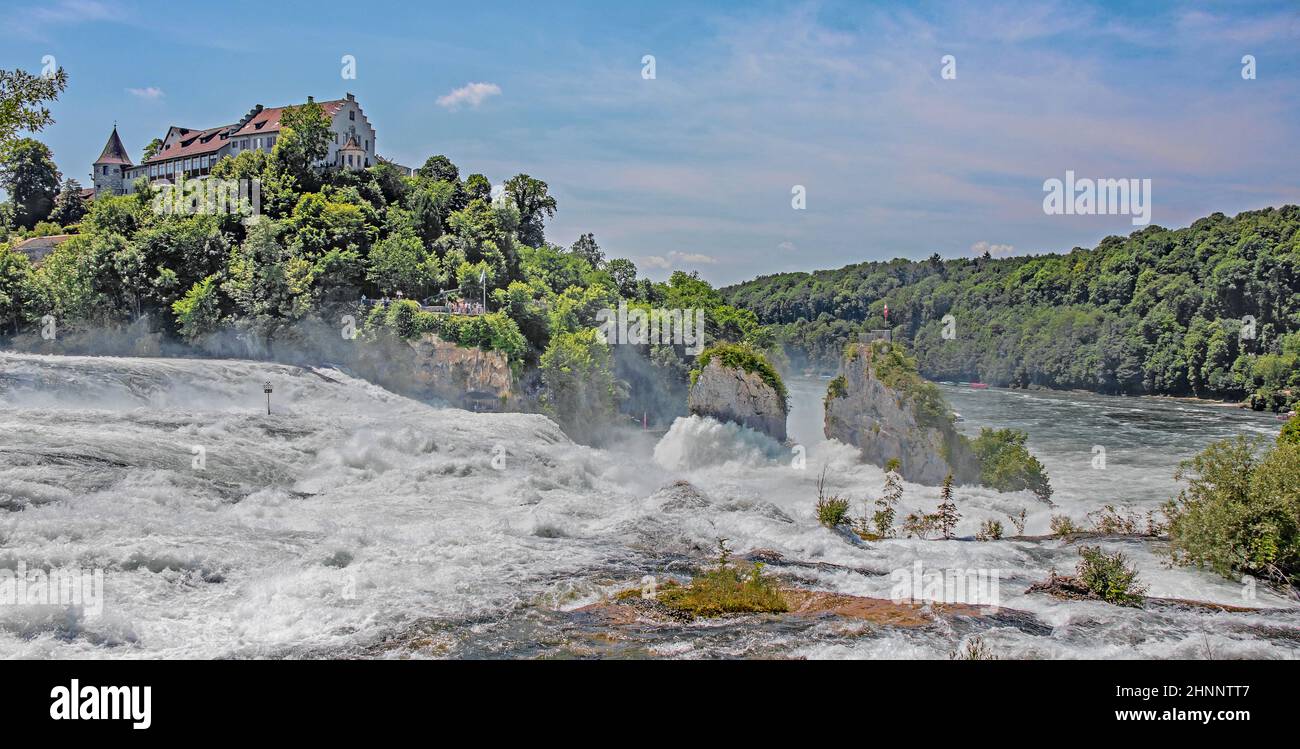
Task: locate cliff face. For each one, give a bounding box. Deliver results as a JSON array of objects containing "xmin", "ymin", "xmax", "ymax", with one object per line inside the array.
[
  {"xmin": 409, "ymin": 334, "xmax": 512, "ymax": 409},
  {"xmin": 688, "ymin": 358, "xmax": 788, "ymax": 442},
  {"xmin": 824, "ymin": 342, "xmax": 977, "ymax": 486},
  {"xmin": 359, "ymin": 333, "xmax": 513, "ymax": 411}
]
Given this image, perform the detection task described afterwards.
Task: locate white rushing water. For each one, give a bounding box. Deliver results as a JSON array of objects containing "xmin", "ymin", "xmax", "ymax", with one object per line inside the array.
[{"xmin": 1, "ymin": 352, "xmax": 1297, "ymax": 659}]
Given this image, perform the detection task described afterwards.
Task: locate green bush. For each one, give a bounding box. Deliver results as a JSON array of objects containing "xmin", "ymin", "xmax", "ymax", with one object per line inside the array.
[
  {"xmin": 814, "ymin": 468, "xmax": 851, "ymax": 527},
  {"xmin": 171, "ymin": 274, "xmax": 223, "ymax": 342},
  {"xmin": 825, "ymin": 374, "xmax": 847, "ymax": 402},
  {"xmin": 657, "ymin": 544, "xmax": 787, "ymax": 617},
  {"xmin": 971, "ymin": 428, "xmax": 1053, "ymax": 502},
  {"xmin": 816, "ymin": 496, "xmax": 851, "ymax": 527},
  {"xmin": 975, "ymin": 519, "xmax": 1003, "ymax": 541},
  {"xmin": 1280, "ymin": 413, "xmax": 1300, "ymax": 447},
  {"xmin": 1076, "ymin": 546, "xmax": 1146, "ymax": 606},
  {"xmin": 1050, "ymin": 515, "xmax": 1083, "ymax": 537},
  {"xmin": 1167, "ymin": 437, "xmax": 1300, "ymax": 591},
  {"xmin": 377, "ymin": 300, "xmax": 526, "ymax": 360}
]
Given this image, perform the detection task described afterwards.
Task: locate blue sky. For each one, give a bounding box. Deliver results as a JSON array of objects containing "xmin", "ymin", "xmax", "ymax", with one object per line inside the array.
[{"xmin": 5, "ymin": 0, "xmax": 1300, "ymax": 285}]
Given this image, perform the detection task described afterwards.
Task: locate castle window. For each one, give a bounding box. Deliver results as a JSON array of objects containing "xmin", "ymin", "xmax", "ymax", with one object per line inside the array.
[{"xmin": 349, "ymin": 110, "xmax": 355, "ymax": 121}]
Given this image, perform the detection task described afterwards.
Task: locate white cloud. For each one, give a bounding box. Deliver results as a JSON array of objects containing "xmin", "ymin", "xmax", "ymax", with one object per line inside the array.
[
  {"xmin": 778, "ymin": 241, "xmax": 796, "ymax": 251},
  {"xmin": 436, "ymin": 82, "xmax": 501, "ymax": 110},
  {"xmin": 642, "ymin": 251, "xmax": 718, "ymax": 270},
  {"xmin": 126, "ymin": 86, "xmax": 164, "ymax": 100},
  {"xmin": 12, "ymin": 0, "xmax": 121, "ymax": 39},
  {"xmin": 970, "ymin": 241, "xmax": 1015, "ymax": 257}
]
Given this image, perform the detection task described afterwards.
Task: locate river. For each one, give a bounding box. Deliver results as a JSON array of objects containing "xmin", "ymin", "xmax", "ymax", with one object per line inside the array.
[{"xmin": 1, "ymin": 353, "xmax": 1296, "ymax": 659}]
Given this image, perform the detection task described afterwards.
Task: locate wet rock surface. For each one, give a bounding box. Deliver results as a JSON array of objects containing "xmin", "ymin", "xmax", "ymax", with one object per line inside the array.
[{"xmin": 688, "ymin": 359, "xmax": 787, "ymax": 442}]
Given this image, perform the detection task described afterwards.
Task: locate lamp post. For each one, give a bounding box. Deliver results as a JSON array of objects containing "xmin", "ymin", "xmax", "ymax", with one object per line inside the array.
[{"xmin": 263, "ymin": 381, "xmax": 272, "ymax": 415}]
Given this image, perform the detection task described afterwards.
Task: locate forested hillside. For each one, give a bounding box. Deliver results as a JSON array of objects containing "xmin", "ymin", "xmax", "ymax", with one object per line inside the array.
[{"xmin": 723, "ymin": 207, "xmax": 1300, "ymax": 404}]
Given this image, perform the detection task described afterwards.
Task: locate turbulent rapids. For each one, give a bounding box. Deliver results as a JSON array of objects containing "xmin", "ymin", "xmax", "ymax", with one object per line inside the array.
[{"xmin": 1, "ymin": 352, "xmax": 1298, "ymax": 659}]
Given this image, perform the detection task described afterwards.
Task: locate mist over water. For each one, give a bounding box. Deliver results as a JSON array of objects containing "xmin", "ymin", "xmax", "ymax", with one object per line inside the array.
[{"xmin": 1, "ymin": 353, "xmax": 1296, "ymax": 659}]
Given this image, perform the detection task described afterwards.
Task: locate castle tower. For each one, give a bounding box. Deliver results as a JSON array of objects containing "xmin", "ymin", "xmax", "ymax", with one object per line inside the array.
[
  {"xmin": 338, "ymin": 132, "xmax": 367, "ymax": 171},
  {"xmin": 92, "ymin": 126, "xmax": 133, "ymax": 196}
]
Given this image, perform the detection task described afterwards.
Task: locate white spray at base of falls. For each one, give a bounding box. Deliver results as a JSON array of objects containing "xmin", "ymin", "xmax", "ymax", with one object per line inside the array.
[{"xmin": 0, "ymin": 351, "xmax": 1296, "ymax": 659}]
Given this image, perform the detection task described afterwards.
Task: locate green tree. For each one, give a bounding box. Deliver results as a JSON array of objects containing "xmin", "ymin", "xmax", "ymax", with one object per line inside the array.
[
  {"xmin": 370, "ymin": 161, "xmax": 410, "ymax": 206},
  {"xmin": 971, "ymin": 428, "xmax": 1053, "ymax": 502},
  {"xmin": 462, "ymin": 173, "xmax": 491, "ymax": 203},
  {"xmin": 406, "ymin": 181, "xmax": 455, "ymax": 246},
  {"xmin": 540, "ymin": 328, "xmax": 618, "ymax": 442},
  {"xmin": 47, "ymin": 178, "xmax": 87, "ymax": 226},
  {"xmin": 936, "ymin": 474, "xmax": 960, "ymax": 539},
  {"xmin": 26, "ymin": 234, "xmax": 103, "ymax": 324},
  {"xmin": 1279, "ymin": 413, "xmax": 1300, "ymax": 447},
  {"xmin": 367, "ymin": 230, "xmax": 438, "ymax": 298},
  {"xmin": 504, "ymin": 174, "xmax": 557, "ymax": 248},
  {"xmin": 606, "ymin": 258, "xmax": 638, "ymax": 298},
  {"xmin": 222, "ymin": 219, "xmax": 312, "ymax": 335},
  {"xmin": 1168, "ymin": 437, "xmax": 1300, "ymax": 592},
  {"xmin": 141, "ymin": 137, "xmax": 164, "ymax": 162},
  {"xmin": 0, "ymin": 244, "xmax": 33, "ymax": 334},
  {"xmin": 272, "ymin": 100, "xmax": 332, "ymax": 187},
  {"xmin": 172, "ymin": 273, "xmax": 224, "ymax": 342},
  {"xmin": 0, "ymin": 66, "xmax": 68, "ymax": 149},
  {"xmin": 569, "ymin": 232, "xmax": 603, "ymax": 267},
  {"xmin": 416, "ymin": 154, "xmax": 459, "ymax": 183},
  {"xmin": 0, "ymin": 138, "xmax": 60, "ymax": 228},
  {"xmin": 873, "ymin": 458, "xmax": 903, "ymax": 538}
]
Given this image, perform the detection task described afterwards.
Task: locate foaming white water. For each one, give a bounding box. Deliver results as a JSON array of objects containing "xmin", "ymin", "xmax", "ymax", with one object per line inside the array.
[
  {"xmin": 0, "ymin": 352, "xmax": 641, "ymax": 658},
  {"xmin": 1, "ymin": 353, "xmax": 1297, "ymax": 659},
  {"xmin": 653, "ymin": 415, "xmax": 787, "ymax": 470}
]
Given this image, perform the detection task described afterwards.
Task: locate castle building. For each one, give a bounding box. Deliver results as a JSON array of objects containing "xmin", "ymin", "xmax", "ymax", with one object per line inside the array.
[
  {"xmin": 92, "ymin": 93, "xmax": 379, "ymax": 196},
  {"xmin": 92, "ymin": 127, "xmax": 133, "ymax": 195}
]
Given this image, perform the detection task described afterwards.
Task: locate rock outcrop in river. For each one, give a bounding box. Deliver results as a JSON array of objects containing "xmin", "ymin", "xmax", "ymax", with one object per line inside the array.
[
  {"xmin": 824, "ymin": 341, "xmax": 978, "ymax": 486},
  {"xmin": 687, "ymin": 344, "xmax": 788, "ymax": 442}
]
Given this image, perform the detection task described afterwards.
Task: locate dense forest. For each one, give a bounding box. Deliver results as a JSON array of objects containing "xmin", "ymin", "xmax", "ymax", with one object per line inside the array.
[{"xmin": 723, "ymin": 207, "xmax": 1300, "ymax": 406}]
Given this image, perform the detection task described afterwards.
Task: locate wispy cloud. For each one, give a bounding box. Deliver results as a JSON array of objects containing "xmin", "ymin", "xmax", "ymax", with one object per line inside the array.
[
  {"xmin": 126, "ymin": 86, "xmax": 165, "ymax": 100},
  {"xmin": 642, "ymin": 251, "xmax": 717, "ymax": 270},
  {"xmin": 436, "ymin": 82, "xmax": 501, "ymax": 110},
  {"xmin": 10, "ymin": 0, "xmax": 122, "ymax": 40}
]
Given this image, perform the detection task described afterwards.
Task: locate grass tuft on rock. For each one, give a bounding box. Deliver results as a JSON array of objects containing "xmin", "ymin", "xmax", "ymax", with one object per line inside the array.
[{"xmin": 656, "ymin": 541, "xmax": 788, "ymax": 617}]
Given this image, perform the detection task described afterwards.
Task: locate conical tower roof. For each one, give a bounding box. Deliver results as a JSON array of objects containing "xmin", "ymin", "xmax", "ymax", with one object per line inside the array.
[{"xmin": 95, "ymin": 127, "xmax": 133, "ymax": 166}]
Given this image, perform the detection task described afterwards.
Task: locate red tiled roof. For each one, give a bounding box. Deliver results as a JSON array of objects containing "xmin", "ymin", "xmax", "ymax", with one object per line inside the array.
[
  {"xmin": 144, "ymin": 125, "xmax": 232, "ymax": 165},
  {"xmin": 95, "ymin": 128, "xmax": 133, "ymax": 166},
  {"xmin": 226, "ymin": 99, "xmax": 346, "ymax": 138},
  {"xmin": 142, "ymin": 98, "xmax": 348, "ymax": 165}
]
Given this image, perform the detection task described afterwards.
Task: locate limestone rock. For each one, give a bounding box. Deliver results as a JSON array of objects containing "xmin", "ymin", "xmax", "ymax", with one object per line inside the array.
[
  {"xmin": 824, "ymin": 342, "xmax": 977, "ymax": 486},
  {"xmin": 687, "ymin": 358, "xmax": 787, "ymax": 441}
]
